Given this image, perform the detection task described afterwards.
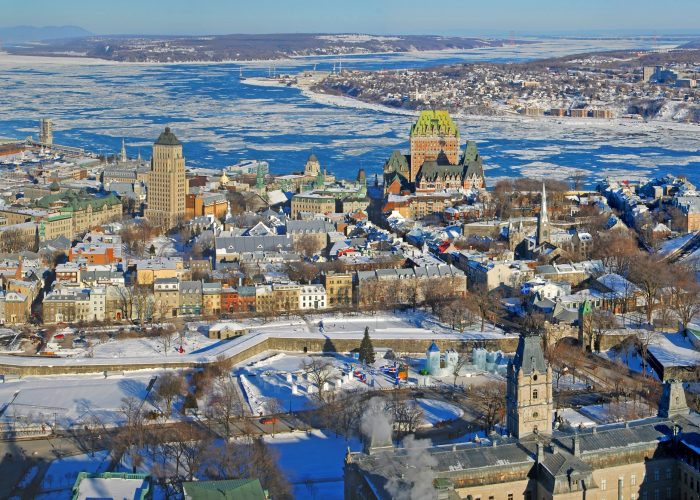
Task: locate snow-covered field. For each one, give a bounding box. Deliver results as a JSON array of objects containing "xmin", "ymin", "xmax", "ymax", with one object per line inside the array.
[
  {"xmin": 265, "ymin": 430, "xmax": 361, "ymax": 500},
  {"xmin": 0, "ymin": 372, "xmax": 160, "ymax": 428},
  {"xmin": 238, "ymin": 351, "xmax": 426, "ymax": 414},
  {"xmin": 36, "ymin": 451, "xmax": 111, "ymax": 500},
  {"xmin": 0, "ymin": 311, "xmax": 513, "ymax": 369},
  {"xmin": 415, "ymin": 398, "xmax": 463, "ymax": 427},
  {"xmin": 82, "ymin": 329, "xmax": 216, "ymax": 359}
]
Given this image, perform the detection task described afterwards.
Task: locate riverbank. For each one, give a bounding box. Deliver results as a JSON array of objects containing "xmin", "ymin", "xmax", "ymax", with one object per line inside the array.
[{"xmin": 243, "ymin": 75, "xmax": 700, "ymax": 135}]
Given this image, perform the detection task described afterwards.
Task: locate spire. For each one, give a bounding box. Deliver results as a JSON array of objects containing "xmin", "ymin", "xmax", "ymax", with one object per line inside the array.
[
  {"xmin": 540, "ymin": 182, "xmax": 548, "ymax": 223},
  {"xmin": 537, "ymin": 182, "xmax": 551, "ymax": 245},
  {"xmin": 137, "ymin": 148, "xmax": 142, "ymax": 161},
  {"xmin": 120, "ymin": 138, "xmax": 127, "ymax": 163}
]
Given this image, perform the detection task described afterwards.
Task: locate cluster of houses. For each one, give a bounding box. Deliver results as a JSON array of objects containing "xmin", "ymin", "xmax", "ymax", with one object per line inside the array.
[{"xmin": 602, "ymin": 175, "xmax": 700, "ymax": 234}]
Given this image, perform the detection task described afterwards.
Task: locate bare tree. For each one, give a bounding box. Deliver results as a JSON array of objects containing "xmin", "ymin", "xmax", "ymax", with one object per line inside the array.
[
  {"xmin": 301, "ymin": 357, "xmax": 337, "ymax": 403},
  {"xmin": 153, "ymin": 372, "xmax": 185, "ymax": 417},
  {"xmin": 628, "ymin": 255, "xmax": 672, "ymax": 327},
  {"xmin": 209, "ymin": 378, "xmax": 245, "ymax": 439},
  {"xmin": 591, "ymin": 230, "xmax": 640, "ymax": 276},
  {"xmin": 451, "ymin": 349, "xmax": 471, "ymax": 388},
  {"xmin": 635, "ymin": 328, "xmax": 659, "ymax": 378},
  {"xmin": 670, "ymin": 266, "xmax": 700, "ymax": 332},
  {"xmin": 472, "ymin": 285, "xmax": 499, "ymax": 332},
  {"xmin": 154, "ymin": 326, "xmax": 174, "ymax": 356},
  {"xmin": 471, "ymin": 381, "xmax": 506, "ymax": 432},
  {"xmin": 386, "ymin": 394, "xmax": 424, "ymax": 438},
  {"xmin": 132, "ymin": 285, "xmax": 154, "ymax": 328}
]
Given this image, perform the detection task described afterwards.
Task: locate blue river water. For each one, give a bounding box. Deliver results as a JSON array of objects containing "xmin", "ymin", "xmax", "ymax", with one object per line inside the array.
[{"xmin": 0, "ymin": 37, "xmax": 698, "ymax": 186}]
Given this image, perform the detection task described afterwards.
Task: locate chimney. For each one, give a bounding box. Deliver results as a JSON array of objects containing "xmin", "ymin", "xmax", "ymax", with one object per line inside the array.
[
  {"xmin": 536, "ymin": 442, "xmax": 544, "ymax": 463},
  {"xmin": 573, "ymin": 435, "xmax": 580, "ymax": 457}
]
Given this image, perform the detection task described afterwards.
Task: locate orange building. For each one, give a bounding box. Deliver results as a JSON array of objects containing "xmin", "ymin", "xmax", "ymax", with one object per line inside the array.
[
  {"xmin": 69, "ymin": 233, "xmax": 123, "ymax": 265},
  {"xmin": 409, "ymin": 110, "xmax": 460, "ymax": 182},
  {"xmin": 185, "ymin": 192, "xmax": 228, "ymax": 221},
  {"xmin": 221, "ymin": 286, "xmax": 256, "ymax": 313}
]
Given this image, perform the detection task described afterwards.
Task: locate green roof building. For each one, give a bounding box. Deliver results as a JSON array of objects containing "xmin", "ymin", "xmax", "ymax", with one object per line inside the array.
[{"xmin": 182, "ymin": 479, "xmax": 268, "ymax": 500}]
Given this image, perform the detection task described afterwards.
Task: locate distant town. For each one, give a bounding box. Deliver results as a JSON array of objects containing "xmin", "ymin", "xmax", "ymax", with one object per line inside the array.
[
  {"xmin": 0, "ymin": 110, "xmax": 700, "ymax": 499},
  {"xmin": 309, "ymin": 48, "xmax": 700, "ymax": 123}
]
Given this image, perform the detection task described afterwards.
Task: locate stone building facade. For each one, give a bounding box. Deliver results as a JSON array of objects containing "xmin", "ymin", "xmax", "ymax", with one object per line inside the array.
[
  {"xmin": 344, "ymin": 332, "xmax": 700, "ymax": 500},
  {"xmin": 144, "ymin": 127, "xmax": 187, "ymax": 231}
]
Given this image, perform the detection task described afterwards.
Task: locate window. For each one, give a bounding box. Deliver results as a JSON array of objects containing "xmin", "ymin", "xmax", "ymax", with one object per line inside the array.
[
  {"xmin": 654, "ymin": 469, "xmax": 660, "ymax": 481},
  {"xmin": 666, "ymin": 468, "xmax": 672, "ymax": 480},
  {"xmin": 507, "ymin": 495, "xmax": 513, "ymax": 500},
  {"xmin": 632, "ymin": 475, "xmax": 637, "ymax": 486},
  {"xmin": 602, "ymin": 479, "xmax": 607, "ymax": 490},
  {"xmin": 533, "ymin": 389, "xmax": 538, "ymax": 399}
]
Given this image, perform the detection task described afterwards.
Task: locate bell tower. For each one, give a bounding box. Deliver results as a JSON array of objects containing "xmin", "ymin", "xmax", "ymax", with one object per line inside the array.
[{"xmin": 506, "ymin": 333, "xmax": 553, "ymax": 438}]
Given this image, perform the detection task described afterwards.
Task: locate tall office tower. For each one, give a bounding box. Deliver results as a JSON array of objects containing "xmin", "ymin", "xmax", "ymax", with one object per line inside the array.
[
  {"xmin": 39, "ymin": 118, "xmax": 53, "ymax": 145},
  {"xmin": 408, "ymin": 110, "xmax": 459, "ymax": 182},
  {"xmin": 144, "ymin": 127, "xmax": 187, "ymax": 231}
]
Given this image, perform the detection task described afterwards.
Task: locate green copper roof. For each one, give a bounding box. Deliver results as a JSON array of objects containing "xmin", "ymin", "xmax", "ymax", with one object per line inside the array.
[
  {"xmin": 154, "ymin": 127, "xmax": 181, "ymax": 146},
  {"xmin": 182, "ymin": 479, "xmax": 267, "ymax": 500},
  {"xmin": 384, "ymin": 150, "xmax": 409, "ymax": 174},
  {"xmin": 461, "ymin": 140, "xmax": 485, "ymax": 179},
  {"xmin": 410, "ymin": 110, "xmax": 459, "ymax": 138},
  {"xmin": 36, "ymin": 190, "xmax": 120, "ymax": 212}
]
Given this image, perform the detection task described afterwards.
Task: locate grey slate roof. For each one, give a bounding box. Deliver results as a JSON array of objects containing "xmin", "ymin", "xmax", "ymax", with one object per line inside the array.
[
  {"xmin": 216, "ymin": 235, "xmax": 294, "ymax": 254},
  {"xmin": 511, "ymin": 333, "xmax": 548, "ymax": 375}
]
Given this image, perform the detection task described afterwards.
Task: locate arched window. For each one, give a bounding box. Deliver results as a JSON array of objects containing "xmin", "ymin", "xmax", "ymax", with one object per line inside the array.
[{"xmin": 533, "ymin": 389, "xmax": 538, "ymax": 399}]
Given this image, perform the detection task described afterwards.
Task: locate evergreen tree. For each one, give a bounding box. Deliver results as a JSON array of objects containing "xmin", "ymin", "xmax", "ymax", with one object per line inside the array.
[
  {"xmin": 149, "ymin": 244, "xmax": 156, "ymax": 256},
  {"xmin": 358, "ymin": 326, "xmax": 375, "ymax": 365}
]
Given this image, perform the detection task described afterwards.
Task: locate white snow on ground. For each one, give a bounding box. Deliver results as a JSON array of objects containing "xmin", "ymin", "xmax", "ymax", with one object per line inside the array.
[
  {"xmin": 264, "ymin": 430, "xmax": 361, "ymax": 500},
  {"xmin": 38, "ymin": 450, "xmax": 110, "ymax": 497},
  {"xmin": 599, "ymin": 348, "xmax": 656, "ymax": 378},
  {"xmin": 239, "ymin": 374, "xmax": 269, "ymax": 415},
  {"xmin": 648, "ymin": 332, "xmax": 700, "ymax": 369},
  {"xmin": 579, "ymin": 401, "xmax": 655, "ymax": 424},
  {"xmin": 658, "ymin": 233, "xmax": 695, "ymax": 256},
  {"xmin": 147, "ymin": 235, "xmax": 178, "ymax": 257},
  {"xmin": 0, "ymin": 373, "xmax": 159, "ymax": 427},
  {"xmin": 83, "ymin": 329, "xmax": 215, "ymax": 359},
  {"xmin": 557, "ymin": 407, "xmax": 596, "ymax": 429},
  {"xmin": 554, "ymin": 373, "xmax": 589, "ymax": 391},
  {"xmin": 238, "ymin": 351, "xmax": 417, "ymax": 413},
  {"xmin": 0, "ymin": 311, "xmax": 514, "ymax": 369},
  {"xmin": 415, "ymin": 398, "xmax": 463, "ymax": 427}
]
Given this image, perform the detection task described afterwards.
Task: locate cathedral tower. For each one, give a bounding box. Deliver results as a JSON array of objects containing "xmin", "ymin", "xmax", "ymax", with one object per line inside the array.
[{"xmin": 506, "ymin": 333, "xmax": 553, "ymax": 438}]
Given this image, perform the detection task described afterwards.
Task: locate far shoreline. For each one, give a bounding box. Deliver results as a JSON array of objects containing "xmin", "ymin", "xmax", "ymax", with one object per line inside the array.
[{"xmin": 242, "ymin": 75, "xmax": 700, "ymax": 134}]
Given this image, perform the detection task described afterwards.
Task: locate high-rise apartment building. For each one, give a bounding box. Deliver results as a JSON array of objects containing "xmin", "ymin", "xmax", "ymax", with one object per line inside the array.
[
  {"xmin": 39, "ymin": 118, "xmax": 53, "ymax": 145},
  {"xmin": 408, "ymin": 110, "xmax": 460, "ymax": 182},
  {"xmin": 144, "ymin": 127, "xmax": 187, "ymax": 231}
]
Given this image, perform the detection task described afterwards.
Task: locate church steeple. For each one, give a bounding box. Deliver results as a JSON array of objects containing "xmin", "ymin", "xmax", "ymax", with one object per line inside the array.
[
  {"xmin": 120, "ymin": 138, "xmax": 127, "ymax": 163},
  {"xmin": 537, "ymin": 182, "xmax": 551, "ymax": 245}
]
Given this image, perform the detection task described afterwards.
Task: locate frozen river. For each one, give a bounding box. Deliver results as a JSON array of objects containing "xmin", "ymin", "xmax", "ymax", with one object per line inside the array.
[{"xmin": 0, "ymin": 36, "xmax": 698, "ymax": 185}]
